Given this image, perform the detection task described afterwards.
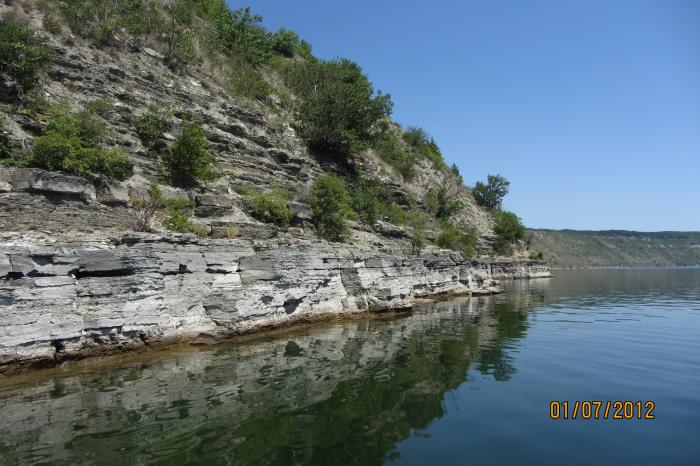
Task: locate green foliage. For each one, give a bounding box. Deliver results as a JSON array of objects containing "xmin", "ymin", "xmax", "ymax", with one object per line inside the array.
[
  {"xmin": 142, "ymin": 184, "xmax": 206, "ymax": 236},
  {"xmin": 0, "ymin": 120, "xmax": 18, "ymax": 162},
  {"xmin": 133, "ymin": 111, "xmax": 171, "ymax": 152},
  {"xmin": 166, "ymin": 122, "xmax": 216, "ymax": 183},
  {"xmin": 473, "ymin": 174, "xmax": 510, "ymax": 210},
  {"xmin": 372, "ymin": 128, "xmax": 415, "ymax": 180},
  {"xmin": 310, "ymin": 174, "xmax": 353, "ymax": 242},
  {"xmin": 162, "ymin": 2, "xmax": 198, "ymax": 68},
  {"xmin": 243, "ymin": 188, "xmax": 292, "ymax": 227},
  {"xmin": 530, "ymin": 251, "xmax": 544, "ymax": 261},
  {"xmin": 352, "ymin": 177, "xmax": 383, "ymax": 226},
  {"xmin": 85, "ymin": 99, "xmax": 112, "ymax": 118},
  {"xmin": 271, "ymin": 28, "xmax": 300, "ymax": 57},
  {"xmin": 42, "ymin": 15, "xmax": 62, "ymax": 35},
  {"xmin": 227, "ymin": 60, "xmax": 273, "ymax": 101},
  {"xmin": 163, "ymin": 210, "xmax": 207, "ymax": 236},
  {"xmin": 202, "ymin": 3, "xmax": 273, "ymax": 66},
  {"xmin": 492, "ymin": 210, "xmax": 526, "ymax": 255},
  {"xmin": 282, "ymin": 58, "xmax": 392, "ymax": 158},
  {"xmin": 424, "ymin": 186, "xmax": 463, "ymax": 220},
  {"xmin": 30, "ymin": 107, "xmax": 131, "ymax": 179},
  {"xmin": 436, "ymin": 222, "xmax": 478, "ymax": 258},
  {"xmin": 0, "ymin": 14, "xmax": 52, "ymax": 92},
  {"xmin": 403, "ymin": 126, "xmax": 446, "ymax": 170},
  {"xmin": 297, "ymin": 40, "xmax": 315, "ymax": 61},
  {"xmin": 450, "ymin": 163, "xmax": 463, "ymax": 183}
]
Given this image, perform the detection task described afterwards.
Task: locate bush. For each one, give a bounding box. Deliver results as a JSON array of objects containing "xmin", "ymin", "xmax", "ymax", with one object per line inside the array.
[
  {"xmin": 310, "ymin": 174, "xmax": 353, "ymax": 242},
  {"xmin": 137, "ymin": 184, "xmax": 207, "ymax": 236},
  {"xmin": 203, "ymin": 4, "xmax": 273, "ymax": 65},
  {"xmin": 166, "ymin": 122, "xmax": 216, "ymax": 183},
  {"xmin": 424, "ymin": 186, "xmax": 463, "ymax": 220},
  {"xmin": 57, "ymin": 0, "xmax": 157, "ymax": 46},
  {"xmin": 1, "ymin": 117, "xmax": 16, "ymax": 161},
  {"xmin": 30, "ymin": 107, "xmax": 131, "ymax": 179},
  {"xmin": 163, "ymin": 210, "xmax": 207, "ymax": 236},
  {"xmin": 282, "ymin": 58, "xmax": 392, "ymax": 157},
  {"xmin": 530, "ymin": 251, "xmax": 544, "ymax": 261},
  {"xmin": 403, "ymin": 126, "xmax": 446, "ymax": 170},
  {"xmin": 492, "ymin": 210, "xmax": 526, "ymax": 255},
  {"xmin": 0, "ymin": 14, "xmax": 52, "ymax": 93},
  {"xmin": 272, "ymin": 28, "xmax": 300, "ymax": 57},
  {"xmin": 473, "ymin": 174, "xmax": 510, "ymax": 210},
  {"xmin": 133, "ymin": 111, "xmax": 171, "ymax": 152},
  {"xmin": 436, "ymin": 222, "xmax": 478, "ymax": 258},
  {"xmin": 243, "ymin": 188, "xmax": 292, "ymax": 226},
  {"xmin": 372, "ymin": 129, "xmax": 415, "ymax": 180},
  {"xmin": 352, "ymin": 177, "xmax": 383, "ymax": 226},
  {"xmin": 227, "ymin": 60, "xmax": 273, "ymax": 101}
]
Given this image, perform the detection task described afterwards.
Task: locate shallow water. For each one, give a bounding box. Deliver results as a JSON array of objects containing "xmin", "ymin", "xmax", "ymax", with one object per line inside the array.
[{"xmin": 1, "ymin": 268, "xmax": 699, "ymax": 465}]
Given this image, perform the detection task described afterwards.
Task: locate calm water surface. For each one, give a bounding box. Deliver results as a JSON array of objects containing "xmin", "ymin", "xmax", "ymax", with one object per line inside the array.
[{"xmin": 1, "ymin": 269, "xmax": 699, "ymax": 465}]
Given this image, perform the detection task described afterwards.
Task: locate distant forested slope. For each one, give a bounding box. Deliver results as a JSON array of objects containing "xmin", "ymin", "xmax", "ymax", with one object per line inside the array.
[{"xmin": 529, "ymin": 230, "xmax": 700, "ymax": 267}]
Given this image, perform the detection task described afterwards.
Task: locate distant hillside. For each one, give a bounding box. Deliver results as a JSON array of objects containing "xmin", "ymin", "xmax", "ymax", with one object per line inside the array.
[{"xmin": 529, "ymin": 229, "xmax": 700, "ymax": 267}]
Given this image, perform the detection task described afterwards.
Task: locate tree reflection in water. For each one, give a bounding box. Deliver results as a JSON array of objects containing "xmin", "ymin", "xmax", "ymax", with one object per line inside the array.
[{"xmin": 0, "ymin": 279, "xmax": 549, "ymax": 466}]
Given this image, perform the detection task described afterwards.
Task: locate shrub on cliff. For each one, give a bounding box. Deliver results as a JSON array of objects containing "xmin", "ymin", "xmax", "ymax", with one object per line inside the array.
[
  {"xmin": 436, "ymin": 222, "xmax": 478, "ymax": 258},
  {"xmin": 30, "ymin": 107, "xmax": 131, "ymax": 179},
  {"xmin": 473, "ymin": 174, "xmax": 510, "ymax": 210},
  {"xmin": 352, "ymin": 177, "xmax": 384, "ymax": 227},
  {"xmin": 424, "ymin": 186, "xmax": 463, "ymax": 220},
  {"xmin": 372, "ymin": 129, "xmax": 415, "ymax": 180},
  {"xmin": 310, "ymin": 174, "xmax": 353, "ymax": 242},
  {"xmin": 493, "ymin": 209, "xmax": 526, "ymax": 255},
  {"xmin": 282, "ymin": 58, "xmax": 392, "ymax": 158},
  {"xmin": 403, "ymin": 126, "xmax": 446, "ymax": 170},
  {"xmin": 272, "ymin": 28, "xmax": 300, "ymax": 57},
  {"xmin": 166, "ymin": 122, "xmax": 216, "ymax": 184},
  {"xmin": 133, "ymin": 111, "xmax": 171, "ymax": 152},
  {"xmin": 243, "ymin": 188, "xmax": 292, "ymax": 227},
  {"xmin": 0, "ymin": 14, "xmax": 52, "ymax": 94}
]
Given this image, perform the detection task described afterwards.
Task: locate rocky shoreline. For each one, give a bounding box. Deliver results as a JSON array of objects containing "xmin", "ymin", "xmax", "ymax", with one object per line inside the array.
[{"xmin": 0, "ymin": 233, "xmax": 549, "ymax": 375}]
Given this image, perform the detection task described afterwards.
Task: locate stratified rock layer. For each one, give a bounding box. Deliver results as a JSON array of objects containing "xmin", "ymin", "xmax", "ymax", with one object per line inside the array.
[{"xmin": 0, "ymin": 234, "xmax": 550, "ymax": 373}]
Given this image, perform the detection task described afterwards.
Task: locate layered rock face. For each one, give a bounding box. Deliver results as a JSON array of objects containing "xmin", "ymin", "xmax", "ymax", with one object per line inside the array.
[{"xmin": 0, "ymin": 233, "xmax": 549, "ymax": 374}]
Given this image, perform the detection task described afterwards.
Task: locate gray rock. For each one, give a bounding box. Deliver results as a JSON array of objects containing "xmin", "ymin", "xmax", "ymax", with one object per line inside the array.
[
  {"xmin": 96, "ymin": 180, "xmax": 129, "ymax": 206},
  {"xmin": 0, "ymin": 234, "xmax": 548, "ymax": 374},
  {"xmin": 195, "ymin": 194, "xmax": 233, "ymax": 217}
]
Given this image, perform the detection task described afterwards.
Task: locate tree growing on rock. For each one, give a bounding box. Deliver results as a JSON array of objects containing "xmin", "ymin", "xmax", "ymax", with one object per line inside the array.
[
  {"xmin": 310, "ymin": 174, "xmax": 353, "ymax": 242},
  {"xmin": 473, "ymin": 174, "xmax": 509, "ymax": 210},
  {"xmin": 282, "ymin": 58, "xmax": 392, "ymax": 158},
  {"xmin": 166, "ymin": 122, "xmax": 216, "ymax": 184},
  {"xmin": 0, "ymin": 14, "xmax": 52, "ymax": 96}
]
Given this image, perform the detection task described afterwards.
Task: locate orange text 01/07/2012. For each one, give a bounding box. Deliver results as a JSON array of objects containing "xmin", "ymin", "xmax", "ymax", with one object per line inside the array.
[{"xmin": 549, "ymin": 401, "xmax": 655, "ymax": 420}]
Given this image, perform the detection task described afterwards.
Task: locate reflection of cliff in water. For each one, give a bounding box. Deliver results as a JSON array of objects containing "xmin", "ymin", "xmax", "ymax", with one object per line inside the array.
[{"xmin": 0, "ymin": 278, "xmax": 550, "ymax": 465}]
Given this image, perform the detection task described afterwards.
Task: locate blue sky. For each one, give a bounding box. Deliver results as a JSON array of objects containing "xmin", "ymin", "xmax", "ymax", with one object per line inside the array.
[{"xmin": 232, "ymin": 0, "xmax": 700, "ymax": 231}]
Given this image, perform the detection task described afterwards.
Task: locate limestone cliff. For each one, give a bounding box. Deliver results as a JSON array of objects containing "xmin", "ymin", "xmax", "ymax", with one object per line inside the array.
[{"xmin": 0, "ymin": 2, "xmax": 549, "ymax": 372}]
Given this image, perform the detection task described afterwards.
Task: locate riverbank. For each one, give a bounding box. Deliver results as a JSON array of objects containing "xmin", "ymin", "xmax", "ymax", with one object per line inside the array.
[{"xmin": 0, "ymin": 233, "xmax": 549, "ymax": 375}]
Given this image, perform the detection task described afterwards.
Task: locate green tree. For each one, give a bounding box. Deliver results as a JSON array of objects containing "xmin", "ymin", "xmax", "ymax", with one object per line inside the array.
[
  {"xmin": 282, "ymin": 58, "xmax": 392, "ymax": 157},
  {"xmin": 243, "ymin": 188, "xmax": 293, "ymax": 227},
  {"xmin": 133, "ymin": 111, "xmax": 171, "ymax": 152},
  {"xmin": 424, "ymin": 185, "xmax": 463, "ymax": 220},
  {"xmin": 403, "ymin": 126, "xmax": 446, "ymax": 170},
  {"xmin": 492, "ymin": 210, "xmax": 526, "ymax": 255},
  {"xmin": 435, "ymin": 222, "xmax": 478, "ymax": 258},
  {"xmin": 352, "ymin": 177, "xmax": 383, "ymax": 226},
  {"xmin": 271, "ymin": 28, "xmax": 300, "ymax": 57},
  {"xmin": 310, "ymin": 174, "xmax": 353, "ymax": 242},
  {"xmin": 473, "ymin": 174, "xmax": 510, "ymax": 210},
  {"xmin": 30, "ymin": 106, "xmax": 131, "ymax": 179},
  {"xmin": 0, "ymin": 14, "xmax": 52, "ymax": 93},
  {"xmin": 166, "ymin": 122, "xmax": 216, "ymax": 183}
]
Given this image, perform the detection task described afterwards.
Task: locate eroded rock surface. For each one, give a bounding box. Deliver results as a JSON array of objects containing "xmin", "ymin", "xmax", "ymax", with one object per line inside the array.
[{"xmin": 0, "ymin": 233, "xmax": 553, "ymax": 374}]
